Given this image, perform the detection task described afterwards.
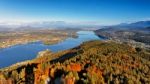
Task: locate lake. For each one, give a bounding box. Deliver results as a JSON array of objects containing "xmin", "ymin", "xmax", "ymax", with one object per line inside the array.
[{"xmin": 0, "ymin": 31, "xmax": 105, "ymax": 68}]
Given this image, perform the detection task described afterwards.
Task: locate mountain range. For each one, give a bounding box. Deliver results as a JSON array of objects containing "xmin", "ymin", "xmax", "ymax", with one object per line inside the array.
[
  {"xmin": 0, "ymin": 20, "xmax": 150, "ymax": 31},
  {"xmin": 109, "ymin": 20, "xmax": 150, "ymax": 29},
  {"xmin": 0, "ymin": 21, "xmax": 100, "ymax": 30}
]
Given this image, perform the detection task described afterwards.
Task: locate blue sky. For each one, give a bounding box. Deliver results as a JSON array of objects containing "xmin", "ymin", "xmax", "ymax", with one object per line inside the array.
[{"xmin": 0, "ymin": 0, "xmax": 150, "ymax": 25}]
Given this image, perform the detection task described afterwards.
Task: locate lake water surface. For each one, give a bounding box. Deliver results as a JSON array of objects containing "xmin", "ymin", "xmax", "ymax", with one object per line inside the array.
[{"xmin": 0, "ymin": 31, "xmax": 105, "ymax": 68}]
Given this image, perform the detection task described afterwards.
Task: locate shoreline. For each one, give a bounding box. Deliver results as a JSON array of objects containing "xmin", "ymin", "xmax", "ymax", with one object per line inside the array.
[
  {"xmin": 0, "ymin": 37, "xmax": 68, "ymax": 69},
  {"xmin": 0, "ymin": 30, "xmax": 77, "ymax": 49},
  {"xmin": 0, "ymin": 37, "xmax": 67, "ymax": 50},
  {"xmin": 94, "ymin": 31, "xmax": 150, "ymax": 50}
]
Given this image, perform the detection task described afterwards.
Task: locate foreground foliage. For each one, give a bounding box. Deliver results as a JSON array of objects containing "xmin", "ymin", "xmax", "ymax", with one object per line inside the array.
[{"xmin": 0, "ymin": 41, "xmax": 150, "ymax": 84}]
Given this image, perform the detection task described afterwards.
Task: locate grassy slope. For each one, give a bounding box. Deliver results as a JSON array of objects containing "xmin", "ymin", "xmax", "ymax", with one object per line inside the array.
[{"xmin": 0, "ymin": 40, "xmax": 150, "ymax": 84}]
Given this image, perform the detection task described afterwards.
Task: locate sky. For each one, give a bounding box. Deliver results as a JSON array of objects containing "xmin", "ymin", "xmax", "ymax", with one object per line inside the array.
[{"xmin": 0, "ymin": 0, "xmax": 150, "ymax": 25}]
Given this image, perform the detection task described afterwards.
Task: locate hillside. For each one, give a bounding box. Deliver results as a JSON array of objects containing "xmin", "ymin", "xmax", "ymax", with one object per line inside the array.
[
  {"xmin": 0, "ymin": 40, "xmax": 150, "ymax": 84},
  {"xmin": 95, "ymin": 26, "xmax": 150, "ymax": 49}
]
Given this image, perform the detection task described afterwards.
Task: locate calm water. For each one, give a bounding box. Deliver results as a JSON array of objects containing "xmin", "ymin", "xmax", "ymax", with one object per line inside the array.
[{"xmin": 0, "ymin": 31, "xmax": 104, "ymax": 68}]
